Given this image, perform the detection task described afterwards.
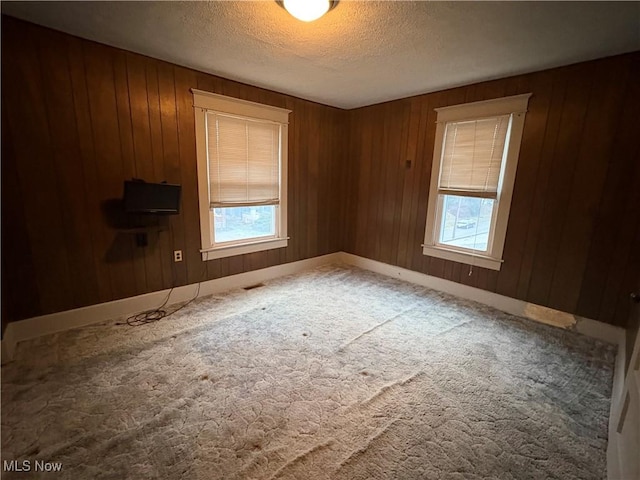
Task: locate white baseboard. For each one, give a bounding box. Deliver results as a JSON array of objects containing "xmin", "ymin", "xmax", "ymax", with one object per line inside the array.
[
  {"xmin": 4, "ymin": 251, "xmax": 621, "ymax": 363},
  {"xmin": 3, "ymin": 250, "xmax": 623, "ymax": 352},
  {"xmin": 1, "ymin": 252, "xmax": 341, "ymax": 363},
  {"xmin": 1, "ymin": 326, "xmax": 16, "ymax": 364},
  {"xmin": 338, "ymin": 252, "xmax": 623, "ymax": 345}
]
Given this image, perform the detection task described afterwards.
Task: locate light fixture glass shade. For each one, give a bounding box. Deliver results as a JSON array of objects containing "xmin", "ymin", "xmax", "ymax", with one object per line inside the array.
[{"xmin": 283, "ymin": 0, "xmax": 331, "ymax": 22}]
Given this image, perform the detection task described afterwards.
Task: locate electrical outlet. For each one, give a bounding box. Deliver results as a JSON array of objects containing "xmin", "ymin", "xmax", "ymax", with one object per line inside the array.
[{"xmin": 174, "ymin": 250, "xmax": 183, "ymax": 262}]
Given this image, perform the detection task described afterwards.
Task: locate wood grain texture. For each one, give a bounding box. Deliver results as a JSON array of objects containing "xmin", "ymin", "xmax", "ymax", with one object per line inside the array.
[
  {"xmin": 344, "ymin": 52, "xmax": 640, "ymax": 327},
  {"xmin": 2, "ymin": 15, "xmax": 638, "ymax": 329},
  {"xmin": 2, "ymin": 19, "xmax": 75, "ymax": 315},
  {"xmin": 1, "ymin": 101, "xmax": 41, "ymax": 329},
  {"xmin": 1, "ymin": 16, "xmax": 345, "ymax": 325}
]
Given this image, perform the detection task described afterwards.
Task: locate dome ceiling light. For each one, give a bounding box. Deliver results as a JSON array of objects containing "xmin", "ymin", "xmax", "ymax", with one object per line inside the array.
[{"xmin": 280, "ymin": 0, "xmax": 337, "ymax": 22}]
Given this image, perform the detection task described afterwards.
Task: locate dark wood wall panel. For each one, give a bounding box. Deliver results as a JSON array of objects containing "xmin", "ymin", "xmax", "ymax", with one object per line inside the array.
[
  {"xmin": 2, "ymin": 20, "xmax": 75, "ymax": 315},
  {"xmin": 524, "ymin": 63, "xmax": 594, "ymax": 309},
  {"xmin": 37, "ymin": 27, "xmax": 101, "ymax": 310},
  {"xmin": 1, "ymin": 105, "xmax": 41, "ymax": 330},
  {"xmin": 2, "ymin": 15, "xmax": 638, "ymax": 330},
  {"xmin": 1, "ymin": 16, "xmax": 346, "ymax": 325},
  {"xmin": 548, "ymin": 59, "xmax": 631, "ymax": 313},
  {"xmin": 344, "ymin": 52, "xmax": 640, "ymax": 327}
]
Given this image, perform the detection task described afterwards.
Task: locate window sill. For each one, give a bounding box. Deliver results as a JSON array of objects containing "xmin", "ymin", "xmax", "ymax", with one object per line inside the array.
[
  {"xmin": 422, "ymin": 245, "xmax": 502, "ymax": 271},
  {"xmin": 201, "ymin": 237, "xmax": 288, "ymax": 261}
]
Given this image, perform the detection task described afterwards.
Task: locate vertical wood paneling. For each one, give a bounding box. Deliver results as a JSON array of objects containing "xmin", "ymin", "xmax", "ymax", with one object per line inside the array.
[
  {"xmin": 2, "ymin": 16, "xmax": 345, "ymax": 326},
  {"xmin": 387, "ymin": 101, "xmax": 411, "ymax": 266},
  {"xmin": 599, "ymin": 139, "xmax": 640, "ymax": 324},
  {"xmin": 525, "ymin": 63, "xmax": 594, "ymax": 307},
  {"xmin": 124, "ymin": 52, "xmax": 165, "ymax": 294},
  {"xmin": 84, "ymin": 41, "xmax": 140, "ymax": 301},
  {"xmin": 65, "ymin": 35, "xmax": 113, "ymax": 304},
  {"xmin": 404, "ymin": 96, "xmax": 433, "ymax": 271},
  {"xmin": 378, "ymin": 103, "xmax": 396, "ymax": 264},
  {"xmin": 1, "ymin": 104, "xmax": 41, "ymax": 324},
  {"xmin": 344, "ymin": 52, "xmax": 640, "ymax": 327},
  {"xmin": 36, "ymin": 26, "xmax": 101, "ymax": 308},
  {"xmin": 548, "ymin": 59, "xmax": 630, "ymax": 313},
  {"xmin": 2, "ymin": 16, "xmax": 638, "ymax": 329},
  {"xmin": 396, "ymin": 99, "xmax": 422, "ymax": 268},
  {"xmin": 316, "ymin": 106, "xmax": 329, "ymax": 256},
  {"xmin": 112, "ymin": 50, "xmax": 147, "ymax": 295},
  {"xmin": 493, "ymin": 72, "xmax": 541, "ymax": 298},
  {"xmin": 577, "ymin": 58, "xmax": 640, "ymax": 323},
  {"xmin": 306, "ymin": 103, "xmax": 319, "ymax": 258},
  {"xmin": 513, "ymin": 70, "xmax": 568, "ymax": 302},
  {"xmin": 354, "ymin": 110, "xmax": 372, "ymax": 257},
  {"xmin": 296, "ymin": 100, "xmax": 309, "ymax": 260},
  {"xmin": 157, "ymin": 61, "xmax": 188, "ymax": 287},
  {"xmin": 2, "ymin": 19, "xmax": 75, "ymax": 314},
  {"xmin": 144, "ymin": 58, "xmax": 174, "ymax": 288},
  {"xmin": 367, "ymin": 106, "xmax": 385, "ymax": 259},
  {"xmin": 339, "ymin": 111, "xmax": 350, "ymax": 252},
  {"xmin": 173, "ymin": 65, "xmax": 203, "ymax": 285}
]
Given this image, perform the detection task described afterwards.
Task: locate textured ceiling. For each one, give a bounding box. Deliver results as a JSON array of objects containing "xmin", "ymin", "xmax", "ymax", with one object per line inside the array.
[{"xmin": 2, "ymin": 1, "xmax": 639, "ymax": 108}]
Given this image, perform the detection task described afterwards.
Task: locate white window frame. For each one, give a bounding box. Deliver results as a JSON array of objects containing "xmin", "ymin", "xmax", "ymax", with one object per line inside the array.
[
  {"xmin": 422, "ymin": 93, "xmax": 531, "ymax": 271},
  {"xmin": 192, "ymin": 89, "xmax": 291, "ymax": 261}
]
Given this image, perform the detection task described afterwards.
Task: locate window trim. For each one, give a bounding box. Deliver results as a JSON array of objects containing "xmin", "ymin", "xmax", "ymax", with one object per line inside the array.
[
  {"xmin": 422, "ymin": 93, "xmax": 531, "ymax": 271},
  {"xmin": 192, "ymin": 89, "xmax": 291, "ymax": 261}
]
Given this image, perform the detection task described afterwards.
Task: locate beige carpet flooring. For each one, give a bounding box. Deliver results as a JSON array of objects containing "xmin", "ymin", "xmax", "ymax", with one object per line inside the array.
[{"xmin": 1, "ymin": 264, "xmax": 616, "ymax": 479}]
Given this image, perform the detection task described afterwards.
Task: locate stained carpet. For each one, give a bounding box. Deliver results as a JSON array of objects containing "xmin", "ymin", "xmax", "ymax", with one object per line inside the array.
[{"xmin": 1, "ymin": 264, "xmax": 616, "ymax": 479}]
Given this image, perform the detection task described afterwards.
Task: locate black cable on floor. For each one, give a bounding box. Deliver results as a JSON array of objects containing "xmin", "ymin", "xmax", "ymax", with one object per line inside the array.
[{"xmin": 122, "ymin": 263, "xmax": 207, "ymax": 327}]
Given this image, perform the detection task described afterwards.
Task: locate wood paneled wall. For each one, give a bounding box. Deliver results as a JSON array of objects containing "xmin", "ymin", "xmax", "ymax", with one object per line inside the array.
[
  {"xmin": 1, "ymin": 16, "xmax": 347, "ymax": 327},
  {"xmin": 344, "ymin": 52, "xmax": 640, "ymax": 327},
  {"xmin": 2, "ymin": 15, "xmax": 638, "ymax": 330}
]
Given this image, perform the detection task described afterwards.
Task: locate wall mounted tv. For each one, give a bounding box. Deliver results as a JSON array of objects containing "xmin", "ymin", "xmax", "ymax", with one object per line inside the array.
[{"xmin": 123, "ymin": 180, "xmax": 181, "ymax": 214}]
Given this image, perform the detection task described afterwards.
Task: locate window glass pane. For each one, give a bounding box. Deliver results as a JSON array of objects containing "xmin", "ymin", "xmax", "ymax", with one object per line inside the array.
[
  {"xmin": 213, "ymin": 205, "xmax": 276, "ymax": 244},
  {"xmin": 438, "ymin": 195, "xmax": 494, "ymax": 252}
]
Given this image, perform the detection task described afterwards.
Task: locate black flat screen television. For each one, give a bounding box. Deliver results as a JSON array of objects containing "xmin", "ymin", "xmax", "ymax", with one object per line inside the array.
[{"xmin": 123, "ymin": 180, "xmax": 181, "ymax": 214}]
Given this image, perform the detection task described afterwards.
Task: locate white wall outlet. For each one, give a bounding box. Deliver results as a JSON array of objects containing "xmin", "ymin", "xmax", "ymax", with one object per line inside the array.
[{"xmin": 174, "ymin": 250, "xmax": 183, "ymax": 262}]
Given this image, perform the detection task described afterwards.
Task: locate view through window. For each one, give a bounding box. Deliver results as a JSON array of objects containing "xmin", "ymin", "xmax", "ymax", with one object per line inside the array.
[
  {"xmin": 438, "ymin": 195, "xmax": 494, "ymax": 252},
  {"xmin": 193, "ymin": 89, "xmax": 290, "ymax": 260},
  {"xmin": 422, "ymin": 94, "xmax": 531, "ymax": 270},
  {"xmin": 213, "ymin": 205, "xmax": 276, "ymax": 244}
]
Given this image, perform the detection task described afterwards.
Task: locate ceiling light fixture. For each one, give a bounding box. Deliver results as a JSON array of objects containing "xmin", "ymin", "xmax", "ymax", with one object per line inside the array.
[{"xmin": 281, "ymin": 0, "xmax": 336, "ymax": 22}]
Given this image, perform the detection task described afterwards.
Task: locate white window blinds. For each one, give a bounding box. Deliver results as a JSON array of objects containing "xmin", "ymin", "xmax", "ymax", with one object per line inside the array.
[
  {"xmin": 207, "ymin": 112, "xmax": 281, "ymax": 208},
  {"xmin": 439, "ymin": 115, "xmax": 510, "ymax": 195}
]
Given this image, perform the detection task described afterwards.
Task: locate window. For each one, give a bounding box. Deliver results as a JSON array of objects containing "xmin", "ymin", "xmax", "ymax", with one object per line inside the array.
[
  {"xmin": 422, "ymin": 94, "xmax": 531, "ymax": 270},
  {"xmin": 192, "ymin": 90, "xmax": 290, "ymax": 260}
]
